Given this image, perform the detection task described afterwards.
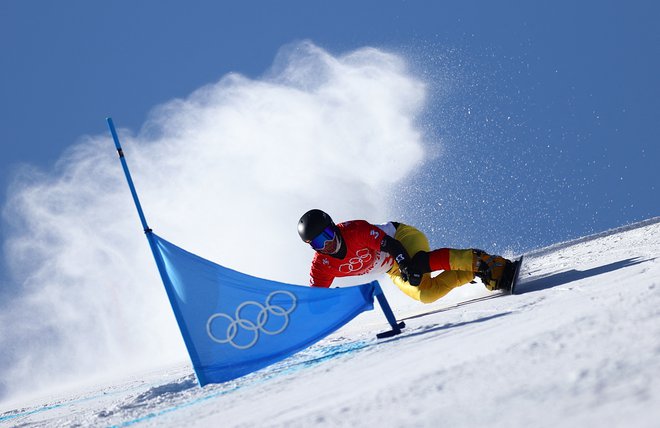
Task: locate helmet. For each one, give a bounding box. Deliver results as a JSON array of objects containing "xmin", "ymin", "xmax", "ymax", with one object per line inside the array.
[
  {"xmin": 298, "ymin": 209, "xmax": 334, "ymax": 243},
  {"xmin": 298, "ymin": 209, "xmax": 342, "ymax": 254}
]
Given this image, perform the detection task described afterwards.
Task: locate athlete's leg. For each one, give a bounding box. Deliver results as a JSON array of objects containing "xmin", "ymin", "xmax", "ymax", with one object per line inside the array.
[
  {"xmin": 388, "ymin": 224, "xmax": 475, "ymax": 303},
  {"xmin": 388, "ymin": 268, "xmax": 475, "ymax": 303},
  {"xmin": 427, "ymin": 248, "xmax": 511, "ymax": 291}
]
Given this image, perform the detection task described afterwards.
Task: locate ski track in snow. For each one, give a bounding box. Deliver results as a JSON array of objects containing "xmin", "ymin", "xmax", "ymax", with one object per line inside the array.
[{"xmin": 2, "ymin": 217, "xmax": 660, "ymax": 427}]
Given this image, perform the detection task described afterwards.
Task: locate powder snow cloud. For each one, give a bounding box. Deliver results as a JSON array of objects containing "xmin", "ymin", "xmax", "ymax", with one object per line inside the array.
[{"xmin": 0, "ymin": 41, "xmax": 428, "ymax": 400}]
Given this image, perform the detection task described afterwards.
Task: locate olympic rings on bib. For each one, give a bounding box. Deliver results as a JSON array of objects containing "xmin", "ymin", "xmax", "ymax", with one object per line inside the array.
[
  {"xmin": 339, "ymin": 248, "xmax": 373, "ymax": 273},
  {"xmin": 206, "ymin": 290, "xmax": 297, "ymax": 350}
]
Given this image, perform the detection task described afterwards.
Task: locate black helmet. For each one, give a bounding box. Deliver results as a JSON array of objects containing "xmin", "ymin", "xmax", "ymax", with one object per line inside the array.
[{"xmin": 298, "ymin": 209, "xmax": 334, "ymax": 243}]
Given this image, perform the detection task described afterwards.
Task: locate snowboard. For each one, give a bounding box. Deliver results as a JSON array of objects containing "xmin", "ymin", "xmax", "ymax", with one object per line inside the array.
[{"xmin": 502, "ymin": 255, "xmax": 524, "ymax": 294}]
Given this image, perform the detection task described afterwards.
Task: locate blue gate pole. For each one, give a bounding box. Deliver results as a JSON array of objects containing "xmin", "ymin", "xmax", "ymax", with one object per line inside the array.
[
  {"xmin": 372, "ymin": 281, "xmax": 405, "ymax": 338},
  {"xmin": 106, "ymin": 117, "xmax": 152, "ymax": 234},
  {"xmin": 106, "ymin": 117, "xmax": 206, "ymax": 385}
]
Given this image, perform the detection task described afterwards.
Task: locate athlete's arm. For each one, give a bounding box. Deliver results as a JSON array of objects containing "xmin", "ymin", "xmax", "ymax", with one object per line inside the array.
[
  {"xmin": 380, "ymin": 235, "xmax": 422, "ymax": 286},
  {"xmin": 309, "ymin": 264, "xmax": 334, "ymax": 288}
]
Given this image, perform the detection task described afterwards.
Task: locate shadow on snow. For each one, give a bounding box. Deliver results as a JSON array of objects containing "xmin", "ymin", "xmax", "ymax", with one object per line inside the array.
[
  {"xmin": 383, "ymin": 312, "xmax": 513, "ymax": 344},
  {"xmin": 517, "ymin": 257, "xmax": 651, "ymax": 294}
]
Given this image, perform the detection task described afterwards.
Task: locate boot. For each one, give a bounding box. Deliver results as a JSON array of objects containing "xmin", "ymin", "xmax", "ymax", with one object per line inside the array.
[{"xmin": 473, "ymin": 250, "xmax": 512, "ymax": 291}]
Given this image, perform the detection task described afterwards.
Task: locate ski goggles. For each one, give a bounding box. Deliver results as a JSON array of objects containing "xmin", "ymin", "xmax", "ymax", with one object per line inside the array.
[{"xmin": 309, "ymin": 226, "xmax": 337, "ymax": 251}]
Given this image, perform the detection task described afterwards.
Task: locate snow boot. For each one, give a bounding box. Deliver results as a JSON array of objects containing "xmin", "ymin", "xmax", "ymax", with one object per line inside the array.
[{"xmin": 473, "ymin": 250, "xmax": 513, "ymax": 291}]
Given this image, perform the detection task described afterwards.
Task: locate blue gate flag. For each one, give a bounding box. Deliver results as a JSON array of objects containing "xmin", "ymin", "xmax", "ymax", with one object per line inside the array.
[
  {"xmin": 151, "ymin": 233, "xmax": 377, "ymax": 386},
  {"xmin": 106, "ymin": 117, "xmax": 401, "ymax": 387}
]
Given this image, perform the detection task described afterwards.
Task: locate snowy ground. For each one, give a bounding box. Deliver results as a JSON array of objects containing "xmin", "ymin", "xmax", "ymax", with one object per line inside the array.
[{"xmin": 2, "ymin": 217, "xmax": 659, "ymax": 427}]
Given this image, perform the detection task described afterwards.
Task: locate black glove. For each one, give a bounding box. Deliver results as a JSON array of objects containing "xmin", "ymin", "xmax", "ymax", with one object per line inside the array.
[
  {"xmin": 407, "ymin": 269, "xmax": 423, "ymax": 286},
  {"xmin": 397, "ymin": 255, "xmax": 422, "ymax": 286}
]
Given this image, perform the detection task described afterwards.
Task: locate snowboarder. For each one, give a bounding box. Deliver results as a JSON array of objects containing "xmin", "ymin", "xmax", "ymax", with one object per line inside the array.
[{"xmin": 298, "ymin": 209, "xmax": 514, "ymax": 303}]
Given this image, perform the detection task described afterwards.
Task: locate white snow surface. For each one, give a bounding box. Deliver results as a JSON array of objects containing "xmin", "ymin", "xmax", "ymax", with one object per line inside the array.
[{"xmin": 2, "ymin": 217, "xmax": 659, "ymax": 427}]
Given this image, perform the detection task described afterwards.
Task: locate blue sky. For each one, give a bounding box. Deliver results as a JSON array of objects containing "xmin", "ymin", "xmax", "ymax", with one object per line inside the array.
[{"xmin": 1, "ymin": 0, "xmax": 658, "ymax": 263}]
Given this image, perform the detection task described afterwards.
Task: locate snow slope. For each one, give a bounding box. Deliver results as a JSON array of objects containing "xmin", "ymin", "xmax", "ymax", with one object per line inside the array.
[{"xmin": 2, "ymin": 217, "xmax": 659, "ymax": 427}]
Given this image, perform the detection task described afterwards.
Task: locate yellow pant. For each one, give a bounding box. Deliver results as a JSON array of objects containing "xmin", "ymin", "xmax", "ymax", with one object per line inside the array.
[{"xmin": 387, "ymin": 224, "xmax": 475, "ymax": 304}]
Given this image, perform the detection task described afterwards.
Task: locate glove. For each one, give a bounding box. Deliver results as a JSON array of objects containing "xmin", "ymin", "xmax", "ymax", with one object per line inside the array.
[
  {"xmin": 408, "ymin": 270, "xmax": 423, "ymax": 286},
  {"xmin": 397, "ymin": 256, "xmax": 422, "ymax": 286}
]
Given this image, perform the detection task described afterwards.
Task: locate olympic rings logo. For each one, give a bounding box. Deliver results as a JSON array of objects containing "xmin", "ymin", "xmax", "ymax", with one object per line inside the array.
[
  {"xmin": 339, "ymin": 248, "xmax": 372, "ymax": 273},
  {"xmin": 206, "ymin": 290, "xmax": 297, "ymax": 350}
]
